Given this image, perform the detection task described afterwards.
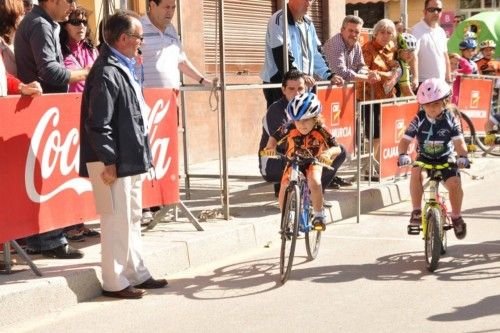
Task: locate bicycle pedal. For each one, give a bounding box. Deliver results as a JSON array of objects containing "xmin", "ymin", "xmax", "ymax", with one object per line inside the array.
[
  {"xmin": 407, "ymin": 225, "xmax": 421, "ymax": 235},
  {"xmin": 443, "ymin": 225, "xmax": 454, "ymax": 231}
]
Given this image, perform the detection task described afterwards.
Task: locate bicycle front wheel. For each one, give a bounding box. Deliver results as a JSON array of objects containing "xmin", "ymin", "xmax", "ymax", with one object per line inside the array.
[
  {"xmin": 305, "ymin": 217, "xmax": 321, "ymax": 260},
  {"xmin": 280, "ymin": 184, "xmax": 300, "ymax": 284},
  {"xmin": 425, "ymin": 207, "xmax": 442, "ymax": 272}
]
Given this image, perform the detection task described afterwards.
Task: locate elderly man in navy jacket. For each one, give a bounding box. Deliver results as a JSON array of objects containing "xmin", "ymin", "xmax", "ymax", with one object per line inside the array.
[{"xmin": 80, "ymin": 10, "xmax": 167, "ymax": 300}]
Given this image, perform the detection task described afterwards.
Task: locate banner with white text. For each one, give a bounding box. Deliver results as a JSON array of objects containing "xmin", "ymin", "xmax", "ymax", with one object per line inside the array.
[
  {"xmin": 317, "ymin": 85, "xmax": 356, "ymax": 154},
  {"xmin": 0, "ymin": 89, "xmax": 178, "ymax": 243}
]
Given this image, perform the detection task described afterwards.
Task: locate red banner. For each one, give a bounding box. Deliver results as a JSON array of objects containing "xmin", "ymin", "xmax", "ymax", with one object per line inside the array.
[
  {"xmin": 458, "ymin": 77, "xmax": 493, "ymax": 134},
  {"xmin": 379, "ymin": 102, "xmax": 419, "ymax": 179},
  {"xmin": 317, "ymin": 85, "xmax": 356, "ymax": 154},
  {"xmin": 0, "ymin": 89, "xmax": 178, "ymax": 243}
]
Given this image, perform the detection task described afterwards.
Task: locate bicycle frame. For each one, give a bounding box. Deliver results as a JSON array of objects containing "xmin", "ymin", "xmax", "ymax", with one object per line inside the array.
[
  {"xmin": 288, "ymin": 161, "xmax": 313, "ymax": 233},
  {"xmin": 421, "ymin": 178, "xmax": 449, "ymax": 239}
]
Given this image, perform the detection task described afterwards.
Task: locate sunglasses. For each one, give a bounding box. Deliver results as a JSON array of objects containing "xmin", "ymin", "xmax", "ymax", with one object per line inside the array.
[
  {"xmin": 67, "ymin": 19, "xmax": 88, "ymax": 26},
  {"xmin": 127, "ymin": 33, "xmax": 144, "ymax": 42},
  {"xmin": 426, "ymin": 7, "xmax": 442, "ymax": 13}
]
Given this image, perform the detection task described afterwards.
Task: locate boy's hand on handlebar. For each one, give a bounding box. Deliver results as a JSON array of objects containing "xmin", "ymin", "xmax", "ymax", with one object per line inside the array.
[
  {"xmin": 260, "ymin": 149, "xmax": 277, "ymax": 157},
  {"xmin": 318, "ymin": 154, "xmax": 332, "ymax": 166},
  {"xmin": 397, "ymin": 154, "xmax": 412, "ymax": 166},
  {"xmin": 457, "ymin": 156, "xmax": 471, "ymax": 168}
]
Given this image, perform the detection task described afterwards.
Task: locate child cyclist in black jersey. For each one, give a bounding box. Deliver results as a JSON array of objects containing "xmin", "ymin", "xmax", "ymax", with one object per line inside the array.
[
  {"xmin": 262, "ymin": 92, "xmax": 341, "ymax": 231},
  {"xmin": 397, "ymin": 78, "xmax": 471, "ymax": 239}
]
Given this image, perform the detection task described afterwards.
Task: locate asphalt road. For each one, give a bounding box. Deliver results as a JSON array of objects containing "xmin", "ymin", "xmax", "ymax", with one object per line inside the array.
[{"xmin": 4, "ymin": 160, "xmax": 500, "ymax": 333}]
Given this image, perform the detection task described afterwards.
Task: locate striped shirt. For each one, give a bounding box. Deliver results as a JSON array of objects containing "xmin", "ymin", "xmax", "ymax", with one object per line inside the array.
[
  {"xmin": 323, "ymin": 33, "xmax": 365, "ymax": 82},
  {"xmin": 139, "ymin": 15, "xmax": 186, "ymax": 89}
]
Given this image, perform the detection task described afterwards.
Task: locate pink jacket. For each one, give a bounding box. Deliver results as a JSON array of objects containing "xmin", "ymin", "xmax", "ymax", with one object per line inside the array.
[
  {"xmin": 63, "ymin": 40, "xmax": 98, "ymax": 93},
  {"xmin": 452, "ymin": 57, "xmax": 473, "ymax": 105}
]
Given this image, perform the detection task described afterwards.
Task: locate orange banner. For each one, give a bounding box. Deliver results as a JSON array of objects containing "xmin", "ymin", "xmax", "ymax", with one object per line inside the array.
[
  {"xmin": 0, "ymin": 89, "xmax": 178, "ymax": 243},
  {"xmin": 458, "ymin": 77, "xmax": 493, "ymax": 134},
  {"xmin": 316, "ymin": 85, "xmax": 356, "ymax": 154},
  {"xmin": 379, "ymin": 102, "xmax": 419, "ymax": 179}
]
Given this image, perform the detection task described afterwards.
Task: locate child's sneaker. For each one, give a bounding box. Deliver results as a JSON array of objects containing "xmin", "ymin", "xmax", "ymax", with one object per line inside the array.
[
  {"xmin": 409, "ymin": 209, "xmax": 422, "ymax": 227},
  {"xmin": 451, "ymin": 216, "xmax": 467, "ymax": 239},
  {"xmin": 312, "ymin": 213, "xmax": 326, "ymax": 232}
]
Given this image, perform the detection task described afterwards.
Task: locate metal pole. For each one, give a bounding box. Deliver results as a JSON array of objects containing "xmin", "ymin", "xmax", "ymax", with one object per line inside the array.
[
  {"xmin": 356, "ymin": 102, "xmax": 361, "ymax": 224},
  {"xmin": 177, "ymin": 0, "xmax": 192, "ymax": 199},
  {"xmin": 400, "ymin": 0, "xmax": 408, "ymax": 30},
  {"xmin": 218, "ymin": 0, "xmax": 230, "ymax": 219},
  {"xmin": 282, "ymin": 0, "xmax": 289, "ymax": 73}
]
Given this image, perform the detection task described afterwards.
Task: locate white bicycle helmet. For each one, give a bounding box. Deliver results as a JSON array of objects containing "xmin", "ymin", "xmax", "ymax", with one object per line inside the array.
[
  {"xmin": 479, "ymin": 40, "xmax": 496, "ymax": 49},
  {"xmin": 397, "ymin": 33, "xmax": 417, "ymax": 51},
  {"xmin": 287, "ymin": 92, "xmax": 322, "ymax": 121},
  {"xmin": 417, "ymin": 78, "xmax": 451, "ymax": 105}
]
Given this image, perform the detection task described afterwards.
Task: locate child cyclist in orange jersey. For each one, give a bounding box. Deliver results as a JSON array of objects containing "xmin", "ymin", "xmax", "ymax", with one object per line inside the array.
[
  {"xmin": 264, "ymin": 92, "xmax": 341, "ymax": 231},
  {"xmin": 397, "ymin": 78, "xmax": 471, "ymax": 239}
]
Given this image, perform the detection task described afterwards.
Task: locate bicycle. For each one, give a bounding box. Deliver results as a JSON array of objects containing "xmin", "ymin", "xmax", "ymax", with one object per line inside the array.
[
  {"xmin": 407, "ymin": 160, "xmax": 466, "ymax": 272},
  {"xmin": 457, "ymin": 110, "xmax": 500, "ymax": 157},
  {"xmin": 275, "ymin": 151, "xmax": 331, "ymax": 284}
]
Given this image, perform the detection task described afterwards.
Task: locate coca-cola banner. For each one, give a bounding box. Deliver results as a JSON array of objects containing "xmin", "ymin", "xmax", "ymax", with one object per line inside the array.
[
  {"xmin": 0, "ymin": 89, "xmax": 178, "ymax": 243},
  {"xmin": 316, "ymin": 85, "xmax": 356, "ymax": 154}
]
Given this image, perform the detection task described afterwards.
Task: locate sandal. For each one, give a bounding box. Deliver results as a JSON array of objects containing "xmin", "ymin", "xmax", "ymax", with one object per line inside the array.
[{"xmin": 451, "ymin": 216, "xmax": 467, "ymax": 239}]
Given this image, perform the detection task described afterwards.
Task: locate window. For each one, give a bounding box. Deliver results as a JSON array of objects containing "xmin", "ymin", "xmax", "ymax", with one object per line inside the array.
[
  {"xmin": 458, "ymin": 0, "xmax": 499, "ymax": 18},
  {"xmin": 346, "ymin": 2, "xmax": 384, "ymax": 29},
  {"xmin": 203, "ymin": 0, "xmax": 276, "ymax": 75}
]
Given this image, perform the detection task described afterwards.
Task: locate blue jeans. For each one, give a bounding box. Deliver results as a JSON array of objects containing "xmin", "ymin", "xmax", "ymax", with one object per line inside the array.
[{"xmin": 26, "ymin": 228, "xmax": 67, "ymax": 251}]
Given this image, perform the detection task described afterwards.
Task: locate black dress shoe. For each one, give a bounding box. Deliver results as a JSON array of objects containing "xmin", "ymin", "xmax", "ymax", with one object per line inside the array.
[
  {"xmin": 41, "ymin": 244, "xmax": 83, "ymax": 259},
  {"xmin": 26, "ymin": 248, "xmax": 41, "ymax": 255},
  {"xmin": 102, "ymin": 286, "xmax": 146, "ymax": 299},
  {"xmin": 134, "ymin": 277, "xmax": 168, "ymax": 289},
  {"xmin": 332, "ymin": 176, "xmax": 353, "ymax": 187}
]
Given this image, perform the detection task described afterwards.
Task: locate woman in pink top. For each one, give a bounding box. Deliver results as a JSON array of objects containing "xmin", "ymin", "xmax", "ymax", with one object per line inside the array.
[
  {"xmin": 59, "ymin": 7, "xmax": 99, "ymax": 240},
  {"xmin": 449, "ymin": 53, "xmax": 473, "ymax": 106},
  {"xmin": 60, "ymin": 6, "xmax": 98, "ymax": 93}
]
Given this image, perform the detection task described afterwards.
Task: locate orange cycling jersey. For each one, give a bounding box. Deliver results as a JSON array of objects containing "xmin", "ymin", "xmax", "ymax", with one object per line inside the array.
[
  {"xmin": 475, "ymin": 58, "xmax": 500, "ymax": 76},
  {"xmin": 279, "ymin": 124, "xmax": 337, "ymax": 184}
]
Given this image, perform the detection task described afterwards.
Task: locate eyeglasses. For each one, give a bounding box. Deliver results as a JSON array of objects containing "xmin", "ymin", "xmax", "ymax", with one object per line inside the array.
[
  {"xmin": 426, "ymin": 7, "xmax": 442, "ymax": 13},
  {"xmin": 66, "ymin": 19, "xmax": 88, "ymax": 26},
  {"xmin": 127, "ymin": 33, "xmax": 144, "ymax": 42}
]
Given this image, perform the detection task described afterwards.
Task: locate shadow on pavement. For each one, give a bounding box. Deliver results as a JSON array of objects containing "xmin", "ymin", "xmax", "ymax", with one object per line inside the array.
[
  {"xmin": 144, "ymin": 240, "xmax": 500, "ymax": 302},
  {"xmin": 427, "ymin": 294, "xmax": 500, "ymax": 322}
]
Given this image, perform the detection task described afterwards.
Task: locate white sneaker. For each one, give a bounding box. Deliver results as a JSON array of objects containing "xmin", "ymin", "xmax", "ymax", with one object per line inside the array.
[{"xmin": 141, "ymin": 211, "xmax": 153, "ymax": 226}]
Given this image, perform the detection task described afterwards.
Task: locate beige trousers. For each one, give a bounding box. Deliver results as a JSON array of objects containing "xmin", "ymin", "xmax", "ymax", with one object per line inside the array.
[{"xmin": 99, "ymin": 174, "xmax": 151, "ymax": 291}]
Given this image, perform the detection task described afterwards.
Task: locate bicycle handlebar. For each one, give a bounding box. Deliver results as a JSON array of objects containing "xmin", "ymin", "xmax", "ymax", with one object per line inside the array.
[{"xmin": 260, "ymin": 150, "xmax": 335, "ymax": 171}]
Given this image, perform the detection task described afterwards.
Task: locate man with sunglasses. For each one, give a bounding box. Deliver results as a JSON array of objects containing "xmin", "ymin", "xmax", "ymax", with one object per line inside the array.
[
  {"xmin": 411, "ymin": 0, "xmax": 452, "ymax": 90},
  {"xmin": 80, "ymin": 10, "xmax": 168, "ymax": 299},
  {"xmin": 14, "ymin": 0, "xmax": 90, "ymax": 259}
]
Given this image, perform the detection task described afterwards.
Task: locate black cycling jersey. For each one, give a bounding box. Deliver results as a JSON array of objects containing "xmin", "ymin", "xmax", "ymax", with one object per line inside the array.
[{"xmin": 403, "ymin": 109, "xmax": 463, "ymax": 161}]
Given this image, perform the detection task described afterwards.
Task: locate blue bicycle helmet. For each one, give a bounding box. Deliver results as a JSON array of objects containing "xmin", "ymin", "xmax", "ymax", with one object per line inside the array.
[
  {"xmin": 287, "ymin": 92, "xmax": 322, "ymax": 121},
  {"xmin": 459, "ymin": 38, "xmax": 477, "ymax": 50}
]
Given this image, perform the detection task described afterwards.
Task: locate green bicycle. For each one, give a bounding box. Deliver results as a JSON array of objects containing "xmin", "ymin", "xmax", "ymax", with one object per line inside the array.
[{"xmin": 407, "ymin": 161, "xmax": 458, "ymax": 272}]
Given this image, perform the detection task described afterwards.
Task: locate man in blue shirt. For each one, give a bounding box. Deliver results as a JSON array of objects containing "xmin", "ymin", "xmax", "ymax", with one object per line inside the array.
[{"xmin": 260, "ymin": 0, "xmax": 342, "ymax": 108}]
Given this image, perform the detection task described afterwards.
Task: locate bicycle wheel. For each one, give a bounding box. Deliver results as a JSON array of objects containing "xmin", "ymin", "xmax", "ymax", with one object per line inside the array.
[
  {"xmin": 305, "ymin": 214, "xmax": 321, "ymax": 260},
  {"xmin": 460, "ymin": 112, "xmax": 500, "ymax": 156},
  {"xmin": 458, "ymin": 112, "xmax": 478, "ymax": 153},
  {"xmin": 280, "ymin": 184, "xmax": 300, "ymax": 284},
  {"xmin": 424, "ymin": 207, "xmax": 442, "ymax": 272}
]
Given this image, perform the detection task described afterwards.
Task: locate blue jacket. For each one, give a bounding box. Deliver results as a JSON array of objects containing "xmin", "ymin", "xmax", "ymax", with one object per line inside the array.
[
  {"xmin": 260, "ymin": 7, "xmax": 333, "ymax": 84},
  {"xmin": 79, "ymin": 43, "xmax": 152, "ymax": 178}
]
